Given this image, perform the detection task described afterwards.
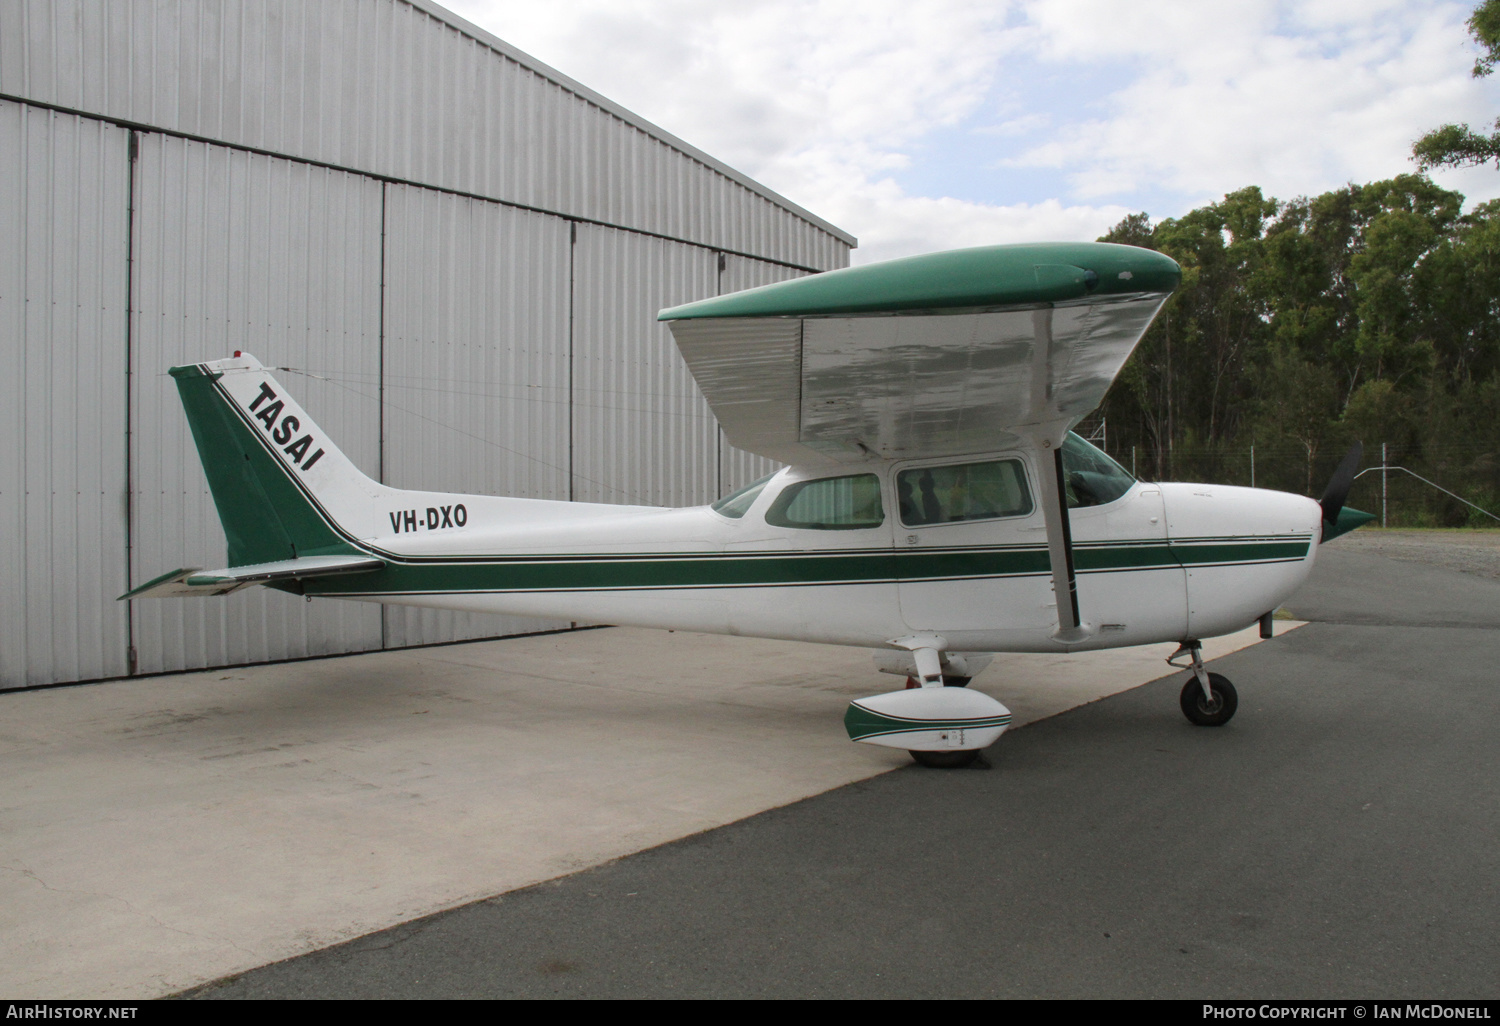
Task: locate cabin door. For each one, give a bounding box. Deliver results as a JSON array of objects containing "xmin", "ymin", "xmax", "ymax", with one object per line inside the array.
[{"xmin": 895, "ymin": 455, "xmax": 1054, "ymax": 632}]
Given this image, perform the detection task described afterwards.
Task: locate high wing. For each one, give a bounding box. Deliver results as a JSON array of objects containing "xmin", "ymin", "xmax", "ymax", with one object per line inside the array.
[{"xmin": 659, "ymin": 242, "xmax": 1180, "ymax": 465}]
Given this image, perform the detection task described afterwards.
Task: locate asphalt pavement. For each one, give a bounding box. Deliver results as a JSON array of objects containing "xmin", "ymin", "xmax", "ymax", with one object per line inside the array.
[{"xmin": 187, "ymin": 543, "xmax": 1500, "ymax": 999}]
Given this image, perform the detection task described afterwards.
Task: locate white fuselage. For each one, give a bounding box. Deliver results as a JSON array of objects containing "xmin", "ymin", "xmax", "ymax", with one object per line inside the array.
[{"xmin": 323, "ymin": 453, "xmax": 1323, "ymax": 654}]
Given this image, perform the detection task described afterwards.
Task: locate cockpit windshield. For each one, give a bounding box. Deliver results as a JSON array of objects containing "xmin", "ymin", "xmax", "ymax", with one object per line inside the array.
[
  {"xmin": 711, "ymin": 472, "xmax": 776, "ymax": 519},
  {"xmin": 1060, "ymin": 432, "xmax": 1135, "ymax": 508}
]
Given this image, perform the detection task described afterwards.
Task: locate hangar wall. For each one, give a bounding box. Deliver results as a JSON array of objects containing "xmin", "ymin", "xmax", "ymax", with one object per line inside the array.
[{"xmin": 0, "ymin": 0, "xmax": 851, "ymax": 689}]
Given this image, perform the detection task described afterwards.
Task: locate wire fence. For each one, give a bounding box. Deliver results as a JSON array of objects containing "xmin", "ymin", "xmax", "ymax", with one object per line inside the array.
[{"xmin": 1090, "ymin": 438, "xmax": 1500, "ymax": 529}]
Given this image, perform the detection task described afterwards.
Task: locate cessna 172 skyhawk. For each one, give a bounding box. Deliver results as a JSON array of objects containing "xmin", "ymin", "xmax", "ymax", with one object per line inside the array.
[{"xmin": 123, "ymin": 242, "xmax": 1373, "ymax": 768}]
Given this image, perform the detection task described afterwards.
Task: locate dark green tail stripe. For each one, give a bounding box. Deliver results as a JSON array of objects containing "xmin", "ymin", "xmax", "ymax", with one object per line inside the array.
[{"xmin": 171, "ymin": 365, "xmax": 358, "ymax": 566}]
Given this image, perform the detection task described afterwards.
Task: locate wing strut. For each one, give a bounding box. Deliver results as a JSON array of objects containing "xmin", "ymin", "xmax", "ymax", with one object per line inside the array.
[{"xmin": 1034, "ymin": 435, "xmax": 1095, "ymax": 645}]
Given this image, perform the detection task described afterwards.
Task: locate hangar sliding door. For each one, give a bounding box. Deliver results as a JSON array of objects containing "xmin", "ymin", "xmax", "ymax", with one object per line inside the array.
[
  {"xmin": 128, "ymin": 135, "xmax": 385, "ymax": 674},
  {"xmin": 379, "ymin": 185, "xmax": 573, "ymax": 646},
  {"xmin": 0, "ymin": 101, "xmax": 131, "ymax": 689},
  {"xmin": 570, "ymin": 226, "xmax": 719, "ymax": 509}
]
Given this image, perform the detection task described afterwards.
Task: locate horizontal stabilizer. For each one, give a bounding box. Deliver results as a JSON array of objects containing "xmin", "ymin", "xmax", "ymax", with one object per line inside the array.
[{"xmin": 121, "ymin": 555, "xmax": 384, "ymax": 599}]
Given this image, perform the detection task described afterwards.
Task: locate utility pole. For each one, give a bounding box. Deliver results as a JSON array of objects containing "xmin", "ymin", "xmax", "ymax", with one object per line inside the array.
[
  {"xmin": 1250, "ymin": 444, "xmax": 1255, "ymax": 489},
  {"xmin": 1381, "ymin": 441, "xmax": 1387, "ymax": 529}
]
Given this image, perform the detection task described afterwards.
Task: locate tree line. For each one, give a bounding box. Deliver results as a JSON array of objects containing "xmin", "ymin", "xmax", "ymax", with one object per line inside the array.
[
  {"xmin": 1092, "ymin": 0, "xmax": 1500, "ymax": 525},
  {"xmin": 1090, "ymin": 1, "xmax": 1500, "ymax": 527},
  {"xmin": 1093, "ymin": 176, "xmax": 1500, "ymax": 527}
]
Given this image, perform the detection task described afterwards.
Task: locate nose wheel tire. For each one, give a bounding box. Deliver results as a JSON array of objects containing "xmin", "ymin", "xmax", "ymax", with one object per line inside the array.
[
  {"xmin": 1180, "ymin": 673, "xmax": 1237, "ymax": 726},
  {"xmin": 909, "ymin": 749, "xmax": 981, "ymax": 769}
]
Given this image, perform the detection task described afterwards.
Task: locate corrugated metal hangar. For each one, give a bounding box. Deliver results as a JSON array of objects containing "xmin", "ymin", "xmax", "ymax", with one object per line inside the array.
[{"xmin": 0, "ymin": 0, "xmax": 855, "ymax": 690}]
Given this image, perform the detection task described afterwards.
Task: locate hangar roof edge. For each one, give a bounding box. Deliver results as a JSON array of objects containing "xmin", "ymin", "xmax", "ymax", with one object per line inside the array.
[{"xmin": 406, "ymin": 0, "xmax": 859, "ymax": 250}]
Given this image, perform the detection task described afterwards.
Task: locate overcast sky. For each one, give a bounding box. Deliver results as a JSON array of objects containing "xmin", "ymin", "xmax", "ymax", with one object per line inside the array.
[{"xmin": 442, "ymin": 0, "xmax": 1500, "ymax": 264}]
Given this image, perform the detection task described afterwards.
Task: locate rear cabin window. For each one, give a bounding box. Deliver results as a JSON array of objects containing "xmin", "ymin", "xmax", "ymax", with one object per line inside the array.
[
  {"xmin": 897, "ymin": 459, "xmax": 1033, "ymax": 526},
  {"xmin": 765, "ymin": 474, "xmax": 885, "ymax": 530}
]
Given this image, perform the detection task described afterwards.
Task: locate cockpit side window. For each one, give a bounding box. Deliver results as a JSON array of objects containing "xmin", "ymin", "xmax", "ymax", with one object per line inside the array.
[
  {"xmin": 1060, "ymin": 432, "xmax": 1135, "ymax": 508},
  {"xmin": 897, "ymin": 458, "xmax": 1033, "ymax": 526},
  {"xmin": 765, "ymin": 473, "xmax": 884, "ymax": 530},
  {"xmin": 712, "ymin": 472, "xmax": 777, "ymax": 519}
]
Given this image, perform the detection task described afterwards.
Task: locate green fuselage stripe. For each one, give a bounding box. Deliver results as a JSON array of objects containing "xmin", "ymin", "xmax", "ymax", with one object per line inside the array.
[{"xmin": 306, "ymin": 538, "xmax": 1311, "ymax": 597}]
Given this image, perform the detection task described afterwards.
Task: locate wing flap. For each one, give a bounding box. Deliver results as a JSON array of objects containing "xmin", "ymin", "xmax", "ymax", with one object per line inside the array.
[{"xmin": 667, "ymin": 317, "xmax": 803, "ymax": 460}]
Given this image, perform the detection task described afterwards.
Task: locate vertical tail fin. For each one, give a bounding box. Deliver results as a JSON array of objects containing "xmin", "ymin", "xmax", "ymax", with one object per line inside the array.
[{"xmin": 170, "ymin": 353, "xmax": 375, "ymax": 566}]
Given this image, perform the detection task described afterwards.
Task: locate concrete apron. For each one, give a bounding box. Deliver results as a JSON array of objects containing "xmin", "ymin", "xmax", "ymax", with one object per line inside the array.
[{"xmin": 0, "ymin": 622, "xmax": 1294, "ymax": 997}]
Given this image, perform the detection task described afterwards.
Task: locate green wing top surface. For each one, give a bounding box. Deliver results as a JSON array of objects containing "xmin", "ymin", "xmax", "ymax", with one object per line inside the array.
[
  {"xmin": 658, "ymin": 243, "xmax": 1181, "ymax": 466},
  {"xmin": 659, "ymin": 242, "xmax": 1180, "ymax": 321}
]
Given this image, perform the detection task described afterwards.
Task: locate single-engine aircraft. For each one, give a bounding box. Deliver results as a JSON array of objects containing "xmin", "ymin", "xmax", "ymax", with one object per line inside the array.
[{"xmin": 123, "ymin": 242, "xmax": 1374, "ymax": 768}]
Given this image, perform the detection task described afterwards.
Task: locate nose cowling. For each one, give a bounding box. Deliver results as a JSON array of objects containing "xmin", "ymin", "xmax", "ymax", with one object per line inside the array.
[{"xmin": 1159, "ymin": 483, "xmax": 1323, "ymax": 640}]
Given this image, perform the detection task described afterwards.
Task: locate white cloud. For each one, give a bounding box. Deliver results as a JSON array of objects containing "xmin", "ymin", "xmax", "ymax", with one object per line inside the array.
[
  {"xmin": 1011, "ymin": 1, "xmax": 1500, "ymax": 206},
  {"xmin": 440, "ymin": 0, "xmax": 1500, "ymax": 263},
  {"xmin": 447, "ymin": 0, "xmax": 1014, "ymax": 164},
  {"xmin": 828, "ymin": 186, "xmax": 1136, "ymax": 258}
]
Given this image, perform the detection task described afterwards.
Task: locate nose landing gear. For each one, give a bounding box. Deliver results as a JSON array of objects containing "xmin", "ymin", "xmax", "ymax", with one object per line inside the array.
[
  {"xmin": 1168, "ymin": 641, "xmax": 1239, "ymax": 726},
  {"xmin": 1179, "ymin": 671, "xmax": 1237, "ymax": 726}
]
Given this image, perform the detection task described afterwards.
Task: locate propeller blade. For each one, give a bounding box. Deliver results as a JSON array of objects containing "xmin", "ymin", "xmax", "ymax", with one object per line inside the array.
[{"xmin": 1319, "ymin": 442, "xmax": 1364, "ymax": 528}]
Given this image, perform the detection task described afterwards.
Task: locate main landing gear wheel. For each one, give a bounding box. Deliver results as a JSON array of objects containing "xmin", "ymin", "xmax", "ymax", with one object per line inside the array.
[
  {"xmin": 909, "ymin": 749, "xmax": 980, "ymax": 769},
  {"xmin": 1180, "ymin": 673, "xmax": 1238, "ymax": 726}
]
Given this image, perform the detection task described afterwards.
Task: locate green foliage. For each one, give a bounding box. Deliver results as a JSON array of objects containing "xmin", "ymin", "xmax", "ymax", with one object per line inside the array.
[
  {"xmin": 1342, "ymin": 380, "xmax": 1415, "ymax": 453},
  {"xmin": 1412, "ymin": 1, "xmax": 1500, "ymax": 170},
  {"xmin": 1095, "ymin": 175, "xmax": 1500, "ymax": 527},
  {"xmin": 1467, "ymin": 0, "xmax": 1500, "ymax": 76},
  {"xmin": 1412, "ymin": 122, "xmax": 1500, "ymax": 171}
]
